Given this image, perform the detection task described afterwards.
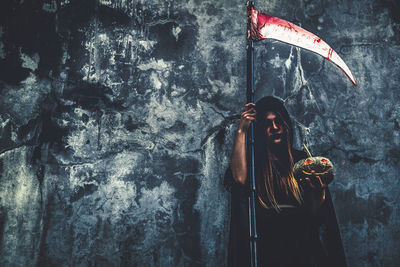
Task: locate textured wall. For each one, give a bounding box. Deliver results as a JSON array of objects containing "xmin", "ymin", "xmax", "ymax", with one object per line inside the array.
[{"xmin": 0, "ymin": 0, "xmax": 399, "ymax": 266}]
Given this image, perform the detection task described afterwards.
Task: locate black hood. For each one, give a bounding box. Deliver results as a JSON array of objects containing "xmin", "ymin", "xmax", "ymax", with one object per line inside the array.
[{"xmin": 255, "ymin": 96, "xmax": 294, "ymax": 146}]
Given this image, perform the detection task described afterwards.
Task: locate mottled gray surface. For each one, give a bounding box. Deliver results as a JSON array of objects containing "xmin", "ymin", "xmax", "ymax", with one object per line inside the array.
[{"xmin": 0, "ymin": 0, "xmax": 399, "ymax": 266}]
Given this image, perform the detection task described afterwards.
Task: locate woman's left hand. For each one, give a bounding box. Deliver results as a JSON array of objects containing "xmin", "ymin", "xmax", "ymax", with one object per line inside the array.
[{"xmin": 299, "ymin": 175, "xmax": 327, "ymax": 213}]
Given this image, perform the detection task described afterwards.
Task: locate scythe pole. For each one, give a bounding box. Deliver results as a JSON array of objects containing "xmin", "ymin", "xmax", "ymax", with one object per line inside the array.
[{"xmin": 246, "ymin": 2, "xmax": 258, "ymax": 266}]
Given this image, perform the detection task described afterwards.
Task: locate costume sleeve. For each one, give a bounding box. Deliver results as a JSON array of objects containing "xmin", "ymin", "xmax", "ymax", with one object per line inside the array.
[
  {"xmin": 317, "ymin": 188, "xmax": 347, "ymax": 267},
  {"xmin": 224, "ymin": 166, "xmax": 250, "ymax": 267}
]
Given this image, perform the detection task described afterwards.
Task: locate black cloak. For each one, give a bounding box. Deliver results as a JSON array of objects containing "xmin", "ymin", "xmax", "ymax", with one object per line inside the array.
[{"xmin": 224, "ymin": 96, "xmax": 347, "ymax": 267}]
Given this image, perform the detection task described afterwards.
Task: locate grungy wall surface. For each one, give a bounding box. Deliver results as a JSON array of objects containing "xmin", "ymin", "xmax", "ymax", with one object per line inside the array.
[{"xmin": 0, "ymin": 0, "xmax": 399, "ymax": 266}]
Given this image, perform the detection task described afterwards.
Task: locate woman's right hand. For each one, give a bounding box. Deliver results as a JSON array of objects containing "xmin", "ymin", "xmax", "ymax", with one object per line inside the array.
[{"xmin": 238, "ymin": 103, "xmax": 256, "ymax": 133}]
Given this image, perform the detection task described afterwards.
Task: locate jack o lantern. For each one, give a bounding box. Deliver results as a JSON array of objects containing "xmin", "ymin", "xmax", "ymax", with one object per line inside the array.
[{"xmin": 293, "ymin": 145, "xmax": 334, "ymax": 185}]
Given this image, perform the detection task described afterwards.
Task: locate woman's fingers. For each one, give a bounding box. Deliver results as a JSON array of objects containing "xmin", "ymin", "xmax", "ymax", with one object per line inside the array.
[
  {"xmin": 305, "ymin": 177, "xmax": 315, "ymax": 189},
  {"xmin": 304, "ymin": 176, "xmax": 327, "ymax": 192},
  {"xmin": 238, "ymin": 103, "xmax": 257, "ymax": 132},
  {"xmin": 241, "ymin": 110, "xmax": 256, "ymax": 121},
  {"xmin": 242, "ymin": 103, "xmax": 256, "ymax": 112},
  {"xmin": 301, "ymin": 176, "xmax": 327, "ymax": 209},
  {"xmin": 241, "ymin": 112, "xmax": 256, "ymax": 125},
  {"xmin": 315, "ymin": 176, "xmax": 326, "ymax": 189},
  {"xmin": 241, "ymin": 112, "xmax": 256, "ymax": 119},
  {"xmin": 244, "ymin": 103, "xmax": 256, "ymax": 108},
  {"xmin": 242, "ymin": 108, "xmax": 256, "ymax": 115},
  {"xmin": 245, "ymin": 117, "xmax": 256, "ymax": 121},
  {"xmin": 242, "ymin": 109, "xmax": 256, "ymax": 115}
]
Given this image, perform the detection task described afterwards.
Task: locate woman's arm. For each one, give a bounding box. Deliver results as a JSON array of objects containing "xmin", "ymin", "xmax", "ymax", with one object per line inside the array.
[{"xmin": 230, "ymin": 103, "xmax": 256, "ymax": 185}]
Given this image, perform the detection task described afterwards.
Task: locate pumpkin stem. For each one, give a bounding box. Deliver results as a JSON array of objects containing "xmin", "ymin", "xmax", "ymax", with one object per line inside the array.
[{"xmin": 302, "ymin": 144, "xmax": 313, "ymax": 158}]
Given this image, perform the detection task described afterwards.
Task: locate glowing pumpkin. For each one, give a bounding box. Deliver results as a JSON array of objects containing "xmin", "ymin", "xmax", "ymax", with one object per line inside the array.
[{"xmin": 293, "ymin": 145, "xmax": 334, "ymax": 185}]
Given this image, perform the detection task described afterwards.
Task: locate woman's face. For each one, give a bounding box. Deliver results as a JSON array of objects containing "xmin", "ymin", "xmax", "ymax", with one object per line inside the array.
[{"xmin": 265, "ymin": 112, "xmax": 284, "ymax": 144}]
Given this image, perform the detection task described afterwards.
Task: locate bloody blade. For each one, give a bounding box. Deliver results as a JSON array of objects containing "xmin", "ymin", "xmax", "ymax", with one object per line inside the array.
[{"xmin": 247, "ymin": 3, "xmax": 357, "ymax": 86}]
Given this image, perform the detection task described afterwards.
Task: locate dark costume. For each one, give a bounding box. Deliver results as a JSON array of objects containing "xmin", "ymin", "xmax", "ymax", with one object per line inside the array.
[{"xmin": 225, "ymin": 97, "xmax": 347, "ymax": 267}]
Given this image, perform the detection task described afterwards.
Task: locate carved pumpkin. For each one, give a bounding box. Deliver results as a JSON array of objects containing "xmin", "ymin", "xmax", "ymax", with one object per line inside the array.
[{"xmin": 293, "ymin": 156, "xmax": 334, "ymax": 185}]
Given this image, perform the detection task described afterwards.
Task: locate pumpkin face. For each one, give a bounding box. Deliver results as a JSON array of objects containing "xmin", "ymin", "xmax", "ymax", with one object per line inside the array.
[{"xmin": 293, "ymin": 156, "xmax": 334, "ymax": 185}]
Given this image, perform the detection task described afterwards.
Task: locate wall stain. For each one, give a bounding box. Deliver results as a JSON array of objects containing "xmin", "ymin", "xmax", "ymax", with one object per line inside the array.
[{"xmin": 334, "ymin": 187, "xmax": 393, "ymax": 226}]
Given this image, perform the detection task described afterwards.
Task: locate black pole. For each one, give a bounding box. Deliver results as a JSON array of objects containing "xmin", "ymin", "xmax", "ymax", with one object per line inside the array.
[{"xmin": 246, "ymin": 19, "xmax": 258, "ymax": 267}]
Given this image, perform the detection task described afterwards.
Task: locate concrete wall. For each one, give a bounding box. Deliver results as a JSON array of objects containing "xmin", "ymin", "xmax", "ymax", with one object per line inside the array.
[{"xmin": 0, "ymin": 0, "xmax": 399, "ymax": 266}]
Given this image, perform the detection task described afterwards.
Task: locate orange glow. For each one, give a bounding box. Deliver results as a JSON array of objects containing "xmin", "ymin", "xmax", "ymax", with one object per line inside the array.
[{"xmin": 304, "ymin": 159, "xmax": 313, "ymax": 165}]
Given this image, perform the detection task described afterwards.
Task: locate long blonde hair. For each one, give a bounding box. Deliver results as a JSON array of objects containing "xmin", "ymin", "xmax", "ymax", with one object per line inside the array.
[{"xmin": 255, "ymin": 111, "xmax": 302, "ymax": 211}]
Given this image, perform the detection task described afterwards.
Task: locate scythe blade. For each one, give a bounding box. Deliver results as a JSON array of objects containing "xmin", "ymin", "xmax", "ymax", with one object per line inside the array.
[{"xmin": 247, "ymin": 3, "xmax": 357, "ymax": 86}]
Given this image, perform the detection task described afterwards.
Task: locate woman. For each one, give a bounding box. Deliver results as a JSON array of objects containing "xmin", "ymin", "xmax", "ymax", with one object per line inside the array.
[{"xmin": 225, "ymin": 96, "xmax": 346, "ymax": 267}]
